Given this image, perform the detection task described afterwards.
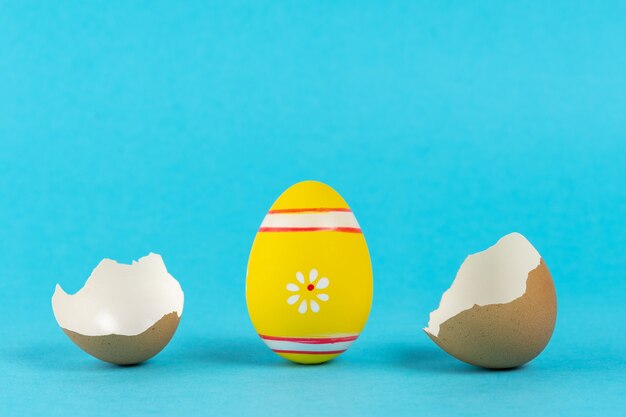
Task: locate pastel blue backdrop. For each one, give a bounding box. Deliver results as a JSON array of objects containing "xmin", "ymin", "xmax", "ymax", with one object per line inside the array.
[{"xmin": 1, "ymin": 2, "xmax": 624, "ymax": 416}]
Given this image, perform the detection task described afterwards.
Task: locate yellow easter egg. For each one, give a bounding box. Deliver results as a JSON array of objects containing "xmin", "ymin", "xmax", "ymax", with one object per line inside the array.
[{"xmin": 246, "ymin": 181, "xmax": 373, "ymax": 364}]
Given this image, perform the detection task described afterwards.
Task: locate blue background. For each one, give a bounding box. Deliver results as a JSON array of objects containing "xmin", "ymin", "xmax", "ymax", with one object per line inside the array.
[{"xmin": 1, "ymin": 1, "xmax": 625, "ymax": 416}]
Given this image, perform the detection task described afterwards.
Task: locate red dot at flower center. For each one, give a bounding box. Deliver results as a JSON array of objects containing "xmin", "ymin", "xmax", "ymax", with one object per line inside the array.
[{"xmin": 307, "ymin": 284, "xmax": 315, "ymax": 291}]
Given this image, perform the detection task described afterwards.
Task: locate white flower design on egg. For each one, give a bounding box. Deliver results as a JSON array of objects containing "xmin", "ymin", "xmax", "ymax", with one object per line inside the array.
[{"xmin": 286, "ymin": 268, "xmax": 330, "ymax": 314}]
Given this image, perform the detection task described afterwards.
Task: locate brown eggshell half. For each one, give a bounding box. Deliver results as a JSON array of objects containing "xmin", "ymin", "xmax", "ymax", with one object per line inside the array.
[
  {"xmin": 61, "ymin": 312, "xmax": 180, "ymax": 365},
  {"xmin": 426, "ymin": 259, "xmax": 557, "ymax": 369}
]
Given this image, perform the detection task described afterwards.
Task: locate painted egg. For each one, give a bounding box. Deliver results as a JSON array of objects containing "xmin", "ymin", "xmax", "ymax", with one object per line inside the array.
[{"xmin": 246, "ymin": 181, "xmax": 373, "ymax": 364}]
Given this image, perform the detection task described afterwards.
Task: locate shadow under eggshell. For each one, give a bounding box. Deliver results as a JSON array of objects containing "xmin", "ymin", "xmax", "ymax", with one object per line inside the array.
[
  {"xmin": 62, "ymin": 312, "xmax": 180, "ymax": 365},
  {"xmin": 426, "ymin": 259, "xmax": 557, "ymax": 369}
]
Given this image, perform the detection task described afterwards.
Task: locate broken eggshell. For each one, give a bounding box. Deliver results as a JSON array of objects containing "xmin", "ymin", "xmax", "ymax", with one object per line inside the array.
[
  {"xmin": 424, "ymin": 233, "xmax": 557, "ymax": 369},
  {"xmin": 52, "ymin": 253, "xmax": 184, "ymax": 365}
]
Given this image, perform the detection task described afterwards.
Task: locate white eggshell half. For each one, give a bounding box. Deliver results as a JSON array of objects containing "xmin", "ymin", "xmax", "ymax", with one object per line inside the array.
[
  {"xmin": 425, "ymin": 232, "xmax": 540, "ymax": 337},
  {"xmin": 52, "ymin": 253, "xmax": 184, "ymax": 336}
]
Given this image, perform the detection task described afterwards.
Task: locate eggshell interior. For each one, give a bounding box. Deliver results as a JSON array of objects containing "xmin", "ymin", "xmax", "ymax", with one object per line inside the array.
[
  {"xmin": 424, "ymin": 232, "xmax": 540, "ymax": 337},
  {"xmin": 52, "ymin": 253, "xmax": 184, "ymax": 337}
]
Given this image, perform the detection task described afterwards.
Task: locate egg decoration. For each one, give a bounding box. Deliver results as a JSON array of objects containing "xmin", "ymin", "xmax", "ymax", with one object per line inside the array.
[
  {"xmin": 246, "ymin": 181, "xmax": 373, "ymax": 364},
  {"xmin": 424, "ymin": 232, "xmax": 557, "ymax": 369},
  {"xmin": 52, "ymin": 253, "xmax": 184, "ymax": 365}
]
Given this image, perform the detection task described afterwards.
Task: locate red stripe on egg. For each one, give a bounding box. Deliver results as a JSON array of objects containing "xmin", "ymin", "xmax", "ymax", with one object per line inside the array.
[
  {"xmin": 259, "ymin": 334, "xmax": 359, "ymax": 344},
  {"xmin": 271, "ymin": 349, "xmax": 346, "ymax": 355},
  {"xmin": 258, "ymin": 227, "xmax": 362, "ymax": 233},
  {"xmin": 268, "ymin": 208, "xmax": 352, "ymax": 214},
  {"xmin": 260, "ymin": 334, "xmax": 359, "ymax": 355}
]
